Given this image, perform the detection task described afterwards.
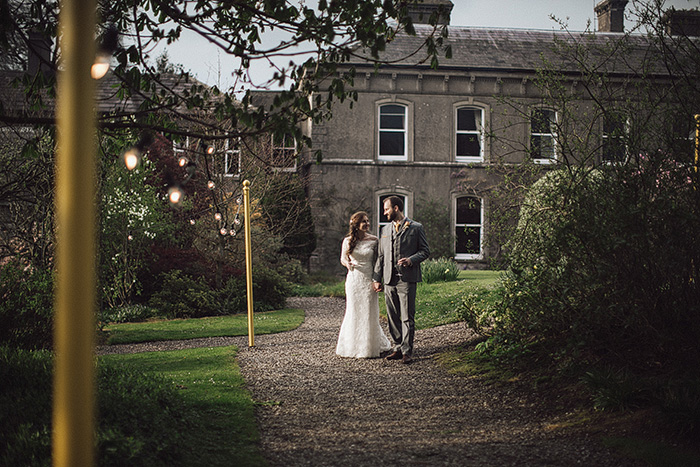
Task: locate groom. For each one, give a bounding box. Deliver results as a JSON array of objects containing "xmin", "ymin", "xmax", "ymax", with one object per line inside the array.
[{"xmin": 372, "ymin": 196, "xmax": 430, "ymax": 364}]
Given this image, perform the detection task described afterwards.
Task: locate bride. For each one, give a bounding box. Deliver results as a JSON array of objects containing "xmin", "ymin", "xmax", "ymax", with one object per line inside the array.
[{"xmin": 336, "ymin": 211, "xmax": 391, "ymax": 358}]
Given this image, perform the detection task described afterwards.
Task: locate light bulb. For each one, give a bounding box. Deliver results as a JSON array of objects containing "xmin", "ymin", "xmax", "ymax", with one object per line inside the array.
[
  {"xmin": 220, "ymin": 228, "xmax": 228, "ymax": 235},
  {"xmin": 207, "ymin": 180, "xmax": 215, "ymax": 190},
  {"xmin": 123, "ymin": 148, "xmax": 141, "ymax": 171},
  {"xmin": 91, "ymin": 54, "xmax": 110, "ymax": 79},
  {"xmin": 214, "ymin": 212, "xmax": 222, "ymax": 221},
  {"xmin": 179, "ymin": 157, "xmax": 188, "ymax": 167},
  {"xmin": 207, "ymin": 145, "xmax": 215, "ymax": 155},
  {"xmin": 168, "ymin": 186, "xmax": 184, "ymax": 205}
]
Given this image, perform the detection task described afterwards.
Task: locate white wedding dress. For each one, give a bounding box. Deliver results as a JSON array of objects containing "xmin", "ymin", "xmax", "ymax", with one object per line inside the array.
[{"xmin": 336, "ymin": 237, "xmax": 392, "ymax": 358}]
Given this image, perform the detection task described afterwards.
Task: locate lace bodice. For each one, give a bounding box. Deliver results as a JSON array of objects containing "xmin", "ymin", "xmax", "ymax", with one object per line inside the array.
[{"xmin": 340, "ymin": 237, "xmax": 376, "ymax": 277}]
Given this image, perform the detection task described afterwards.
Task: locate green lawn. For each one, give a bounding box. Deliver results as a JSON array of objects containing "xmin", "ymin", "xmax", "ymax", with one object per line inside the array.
[
  {"xmin": 100, "ymin": 346, "xmax": 265, "ymax": 466},
  {"xmin": 89, "ymin": 271, "xmax": 501, "ymax": 466},
  {"xmin": 105, "ymin": 308, "xmax": 305, "ymax": 345},
  {"xmin": 382, "ymin": 270, "xmax": 502, "ymax": 329}
]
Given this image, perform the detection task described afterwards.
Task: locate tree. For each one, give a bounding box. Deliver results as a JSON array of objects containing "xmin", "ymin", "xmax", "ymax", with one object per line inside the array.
[
  {"xmin": 0, "ymin": 0, "xmax": 450, "ymax": 290},
  {"xmin": 468, "ymin": 0, "xmax": 700, "ymax": 385},
  {"xmin": 97, "ymin": 131, "xmax": 175, "ymax": 309},
  {"xmin": 0, "ymin": 0, "xmax": 450, "ymax": 147},
  {"xmin": 0, "ymin": 126, "xmax": 55, "ymax": 269}
]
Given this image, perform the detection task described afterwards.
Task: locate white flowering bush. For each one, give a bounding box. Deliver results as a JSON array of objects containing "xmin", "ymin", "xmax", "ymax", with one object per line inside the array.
[{"xmin": 100, "ymin": 155, "xmax": 172, "ymax": 309}]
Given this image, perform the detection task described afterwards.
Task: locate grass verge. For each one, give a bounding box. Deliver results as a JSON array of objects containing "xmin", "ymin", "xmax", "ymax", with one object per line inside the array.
[
  {"xmin": 1, "ymin": 345, "xmax": 265, "ymax": 466},
  {"xmin": 100, "ymin": 346, "xmax": 264, "ymax": 466},
  {"xmin": 105, "ymin": 308, "xmax": 304, "ymax": 345},
  {"xmin": 293, "ymin": 269, "xmax": 503, "ymax": 331},
  {"xmin": 382, "ymin": 270, "xmax": 502, "ymax": 329},
  {"xmin": 435, "ymin": 343, "xmax": 700, "ymax": 467}
]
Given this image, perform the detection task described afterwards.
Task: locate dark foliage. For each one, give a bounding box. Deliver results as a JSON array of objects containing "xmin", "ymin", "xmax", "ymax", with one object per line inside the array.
[
  {"xmin": 0, "ymin": 261, "xmax": 53, "ymax": 350},
  {"xmin": 139, "ymin": 245, "xmax": 244, "ymax": 303},
  {"xmin": 147, "ymin": 266, "xmax": 290, "ymax": 319},
  {"xmin": 259, "ymin": 173, "xmax": 317, "ymax": 266},
  {"xmin": 0, "ymin": 347, "xmax": 197, "ymax": 466}
]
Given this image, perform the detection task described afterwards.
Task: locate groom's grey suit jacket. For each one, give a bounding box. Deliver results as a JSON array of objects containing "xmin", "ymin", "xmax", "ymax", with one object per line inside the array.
[{"xmin": 373, "ymin": 218, "xmax": 430, "ymax": 284}]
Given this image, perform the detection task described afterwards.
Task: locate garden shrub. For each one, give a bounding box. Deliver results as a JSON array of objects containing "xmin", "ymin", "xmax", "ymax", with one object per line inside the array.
[
  {"xmin": 148, "ymin": 270, "xmax": 217, "ymax": 319},
  {"xmin": 459, "ymin": 285, "xmax": 504, "ymax": 336},
  {"xmin": 421, "ymin": 257, "xmax": 460, "ymax": 283},
  {"xmin": 0, "ymin": 346, "xmax": 194, "ymax": 466},
  {"xmin": 139, "ymin": 245, "xmax": 243, "ymax": 302},
  {"xmin": 416, "ymin": 199, "xmax": 453, "ymax": 259},
  {"xmin": 581, "ymin": 367, "xmax": 650, "ymax": 412},
  {"xmin": 658, "ymin": 377, "xmax": 700, "ymax": 436},
  {"xmin": 211, "ymin": 275, "xmax": 247, "ymax": 315},
  {"xmin": 251, "ymin": 266, "xmax": 291, "ymax": 312},
  {"xmin": 0, "ymin": 346, "xmax": 52, "ymax": 465},
  {"xmin": 0, "ymin": 261, "xmax": 54, "ymax": 350},
  {"xmin": 273, "ymin": 256, "xmax": 309, "ymax": 285},
  {"xmin": 497, "ymin": 165, "xmax": 700, "ymax": 373},
  {"xmin": 147, "ymin": 267, "xmax": 291, "ymax": 319}
]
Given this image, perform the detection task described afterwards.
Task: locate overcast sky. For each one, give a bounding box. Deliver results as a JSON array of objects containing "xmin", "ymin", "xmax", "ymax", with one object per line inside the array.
[{"xmin": 157, "ymin": 0, "xmax": 700, "ymax": 89}]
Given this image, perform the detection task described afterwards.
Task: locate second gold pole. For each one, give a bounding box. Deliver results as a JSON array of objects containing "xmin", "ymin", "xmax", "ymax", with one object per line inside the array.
[{"xmin": 243, "ymin": 180, "xmax": 255, "ymax": 347}]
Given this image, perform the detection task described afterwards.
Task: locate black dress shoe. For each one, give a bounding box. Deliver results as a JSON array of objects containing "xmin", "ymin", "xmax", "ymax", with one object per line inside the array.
[
  {"xmin": 401, "ymin": 354, "xmax": 413, "ymax": 364},
  {"xmin": 385, "ymin": 350, "xmax": 403, "ymax": 360}
]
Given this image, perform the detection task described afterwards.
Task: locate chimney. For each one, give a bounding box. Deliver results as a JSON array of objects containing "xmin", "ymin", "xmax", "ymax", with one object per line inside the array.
[
  {"xmin": 406, "ymin": 0, "xmax": 453, "ymax": 26},
  {"xmin": 662, "ymin": 8, "xmax": 700, "ymax": 37},
  {"xmin": 595, "ymin": 0, "xmax": 628, "ymax": 33},
  {"xmin": 27, "ymin": 31, "xmax": 53, "ymax": 76}
]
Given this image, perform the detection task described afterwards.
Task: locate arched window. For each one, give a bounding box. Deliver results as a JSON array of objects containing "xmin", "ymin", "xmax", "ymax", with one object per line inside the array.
[
  {"xmin": 454, "ymin": 196, "xmax": 483, "ymax": 260},
  {"xmin": 455, "ymin": 106, "xmax": 484, "ymax": 162}
]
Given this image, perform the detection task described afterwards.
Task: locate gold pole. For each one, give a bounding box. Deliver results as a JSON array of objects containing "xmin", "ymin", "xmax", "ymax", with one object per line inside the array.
[
  {"xmin": 243, "ymin": 180, "xmax": 255, "ymax": 347},
  {"xmin": 53, "ymin": 0, "xmax": 97, "ymax": 466},
  {"xmin": 695, "ymin": 115, "xmax": 699, "ymax": 176}
]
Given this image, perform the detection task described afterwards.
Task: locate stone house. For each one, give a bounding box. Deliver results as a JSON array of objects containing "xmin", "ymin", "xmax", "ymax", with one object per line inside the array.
[{"xmin": 301, "ymin": 0, "xmax": 696, "ymax": 274}]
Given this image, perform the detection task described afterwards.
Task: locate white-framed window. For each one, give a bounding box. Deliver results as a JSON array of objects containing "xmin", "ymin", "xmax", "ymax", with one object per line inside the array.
[
  {"xmin": 378, "ymin": 104, "xmax": 407, "ymax": 160},
  {"xmin": 455, "ymin": 107, "xmax": 484, "ymax": 162},
  {"xmin": 271, "ymin": 133, "xmax": 297, "ymax": 172},
  {"xmin": 173, "ymin": 136, "xmax": 191, "ymax": 160},
  {"xmin": 671, "ymin": 116, "xmax": 696, "ymax": 162},
  {"xmin": 454, "ymin": 196, "xmax": 483, "ymax": 260},
  {"xmin": 602, "ymin": 112, "xmax": 627, "ymax": 163},
  {"xmin": 222, "ymin": 139, "xmax": 240, "ymax": 177},
  {"xmin": 208, "ymin": 139, "xmax": 241, "ymax": 177},
  {"xmin": 530, "ymin": 108, "xmax": 557, "ymax": 163},
  {"xmin": 377, "ymin": 193, "xmax": 409, "ymax": 234}
]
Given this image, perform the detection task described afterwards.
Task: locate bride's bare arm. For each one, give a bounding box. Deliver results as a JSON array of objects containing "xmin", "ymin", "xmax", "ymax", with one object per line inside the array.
[{"xmin": 340, "ymin": 237, "xmax": 353, "ymax": 270}]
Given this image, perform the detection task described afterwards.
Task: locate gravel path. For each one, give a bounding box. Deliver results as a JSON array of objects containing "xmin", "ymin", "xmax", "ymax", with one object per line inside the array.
[
  {"xmin": 98, "ymin": 297, "xmax": 640, "ymax": 466},
  {"xmin": 237, "ymin": 297, "xmax": 639, "ymax": 467}
]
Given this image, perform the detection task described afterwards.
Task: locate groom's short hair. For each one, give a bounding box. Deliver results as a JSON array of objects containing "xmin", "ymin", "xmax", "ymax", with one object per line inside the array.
[{"xmin": 387, "ymin": 196, "xmax": 403, "ymax": 212}]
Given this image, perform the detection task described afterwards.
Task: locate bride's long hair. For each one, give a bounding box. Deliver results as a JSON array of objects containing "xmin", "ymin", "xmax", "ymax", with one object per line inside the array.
[{"xmin": 346, "ymin": 211, "xmax": 369, "ymax": 255}]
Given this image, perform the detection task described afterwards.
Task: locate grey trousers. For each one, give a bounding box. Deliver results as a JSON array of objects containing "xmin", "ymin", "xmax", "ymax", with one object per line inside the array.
[{"xmin": 383, "ymin": 280, "xmax": 417, "ymax": 356}]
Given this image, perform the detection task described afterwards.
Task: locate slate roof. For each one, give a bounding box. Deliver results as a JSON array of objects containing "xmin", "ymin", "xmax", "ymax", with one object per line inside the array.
[
  {"xmin": 352, "ymin": 24, "xmax": 665, "ymax": 77},
  {"xmin": 0, "ymin": 70, "xmax": 212, "ymax": 122}
]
